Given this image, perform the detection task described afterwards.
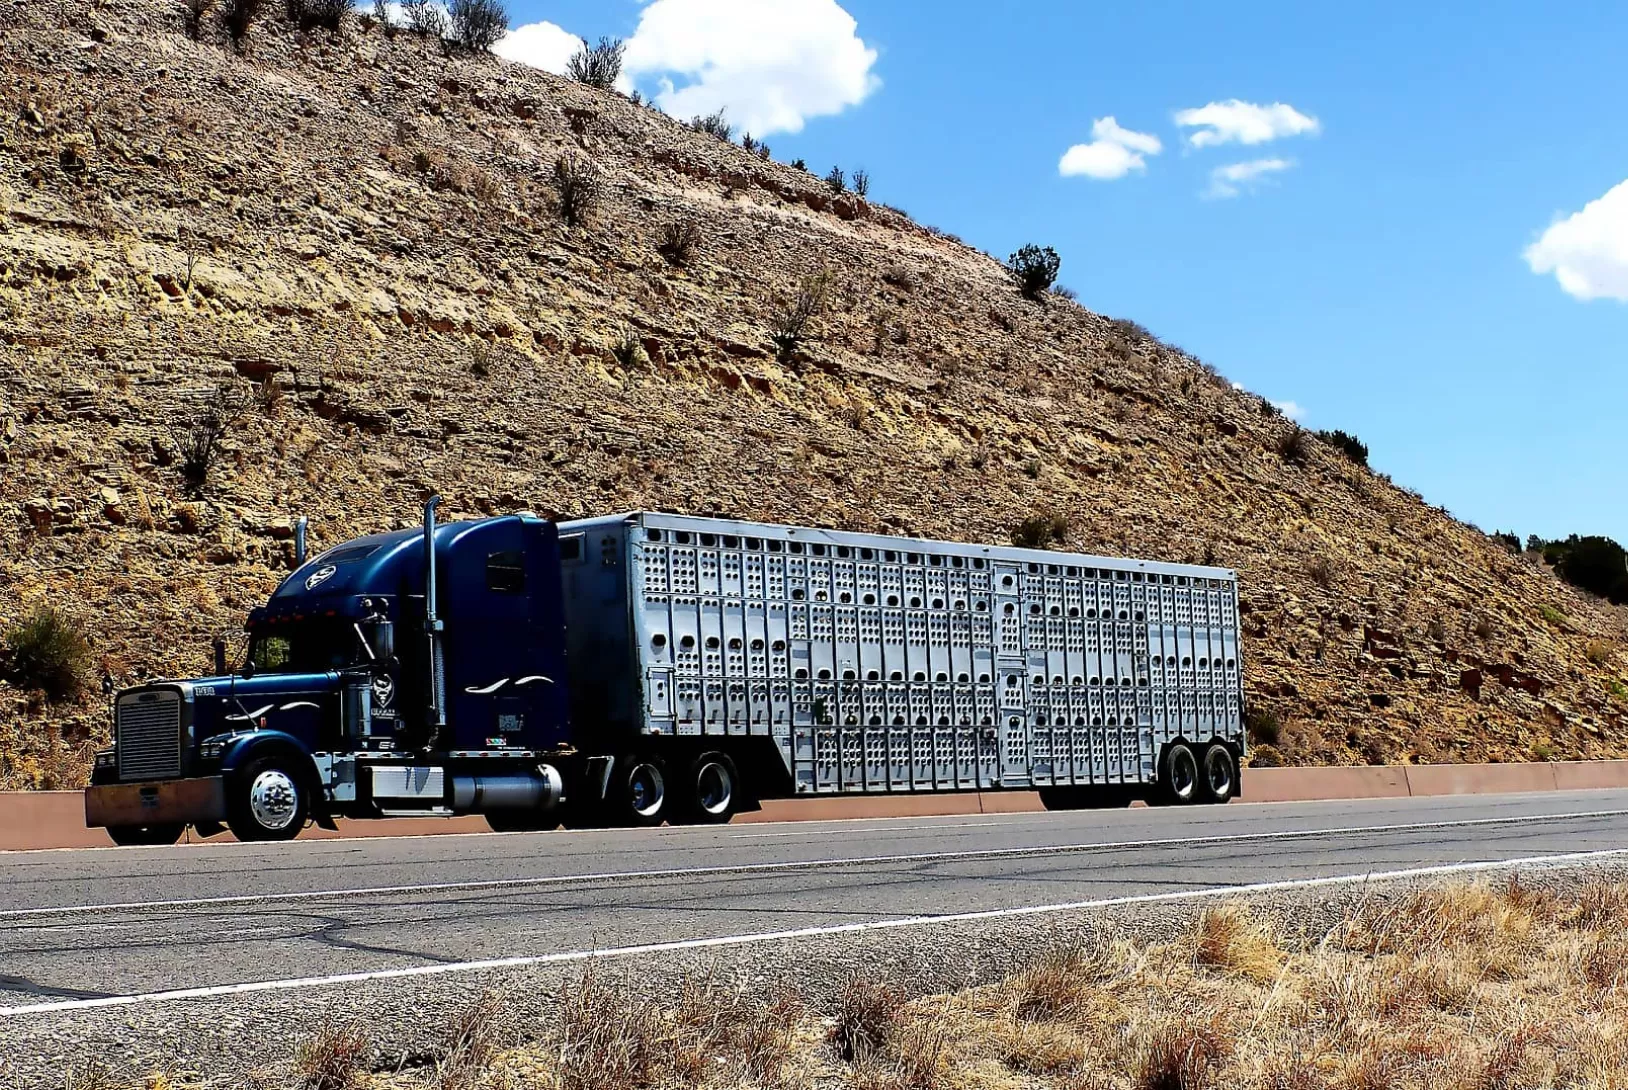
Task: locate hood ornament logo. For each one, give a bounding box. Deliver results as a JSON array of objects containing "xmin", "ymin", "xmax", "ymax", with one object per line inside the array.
[{"xmin": 304, "ymin": 565, "xmax": 337, "ymax": 591}]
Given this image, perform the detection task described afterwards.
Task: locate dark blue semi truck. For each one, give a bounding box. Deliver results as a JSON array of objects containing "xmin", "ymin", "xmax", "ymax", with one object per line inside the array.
[{"xmin": 87, "ymin": 501, "xmax": 1246, "ymax": 844}]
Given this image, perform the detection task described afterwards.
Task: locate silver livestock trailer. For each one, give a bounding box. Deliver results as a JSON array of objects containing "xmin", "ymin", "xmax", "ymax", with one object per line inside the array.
[{"xmin": 557, "ymin": 512, "xmax": 1246, "ymax": 811}]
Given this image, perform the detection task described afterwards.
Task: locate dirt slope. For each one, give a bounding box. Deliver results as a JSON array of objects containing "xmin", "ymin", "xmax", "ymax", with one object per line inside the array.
[{"xmin": 2, "ymin": 0, "xmax": 1624, "ymax": 787}]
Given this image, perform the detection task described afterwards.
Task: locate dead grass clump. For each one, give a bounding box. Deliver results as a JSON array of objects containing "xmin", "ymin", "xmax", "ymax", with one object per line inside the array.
[
  {"xmin": 832, "ymin": 976, "xmax": 905, "ymax": 1064},
  {"xmin": 294, "ymin": 1023, "xmax": 370, "ymax": 1090},
  {"xmin": 435, "ymin": 991, "xmax": 507, "ymax": 1090},
  {"xmin": 1190, "ymin": 904, "xmax": 1284, "ymax": 983},
  {"xmin": 1134, "ymin": 1015, "xmax": 1230, "ymax": 1090},
  {"xmin": 1011, "ymin": 942, "xmax": 1113, "ymax": 1022},
  {"xmin": 555, "ymin": 973, "xmax": 665, "ymax": 1090},
  {"xmin": 1572, "ymin": 880, "xmax": 1628, "ymax": 931}
]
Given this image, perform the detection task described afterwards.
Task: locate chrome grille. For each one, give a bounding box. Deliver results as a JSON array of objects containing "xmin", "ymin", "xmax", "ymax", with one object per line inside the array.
[{"xmin": 117, "ymin": 692, "xmax": 182, "ymax": 780}]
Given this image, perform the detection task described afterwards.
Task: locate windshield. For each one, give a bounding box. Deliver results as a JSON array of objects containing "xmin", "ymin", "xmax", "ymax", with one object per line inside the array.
[{"xmin": 246, "ymin": 623, "xmax": 362, "ymax": 675}]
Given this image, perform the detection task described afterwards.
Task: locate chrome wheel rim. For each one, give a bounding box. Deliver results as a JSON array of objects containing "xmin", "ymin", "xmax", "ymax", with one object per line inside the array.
[
  {"xmin": 248, "ymin": 770, "xmax": 299, "ymax": 831},
  {"xmin": 1171, "ymin": 750, "xmax": 1198, "ymax": 800},
  {"xmin": 696, "ymin": 761, "xmax": 733, "ymax": 815},
  {"xmin": 1207, "ymin": 752, "xmax": 1233, "ymax": 797},
  {"xmin": 628, "ymin": 763, "xmax": 665, "ymax": 819}
]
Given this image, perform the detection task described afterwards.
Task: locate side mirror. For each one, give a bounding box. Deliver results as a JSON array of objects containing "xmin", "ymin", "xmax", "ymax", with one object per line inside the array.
[{"xmin": 242, "ymin": 660, "xmax": 257, "ymax": 680}]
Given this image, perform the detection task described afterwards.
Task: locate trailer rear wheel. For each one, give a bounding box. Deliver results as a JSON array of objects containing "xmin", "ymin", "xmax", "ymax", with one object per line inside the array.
[
  {"xmin": 612, "ymin": 755, "xmax": 669, "ymax": 827},
  {"xmin": 1199, "ymin": 745, "xmax": 1237, "ymax": 805},
  {"xmin": 1153, "ymin": 743, "xmax": 1201, "ymax": 806},
  {"xmin": 677, "ymin": 752, "xmax": 739, "ymax": 824},
  {"xmin": 227, "ymin": 756, "xmax": 309, "ymax": 841},
  {"xmin": 107, "ymin": 823, "xmax": 185, "ymax": 847}
]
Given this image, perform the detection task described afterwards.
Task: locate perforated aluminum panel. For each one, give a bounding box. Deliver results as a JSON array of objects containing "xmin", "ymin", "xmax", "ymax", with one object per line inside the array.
[
  {"xmin": 562, "ymin": 513, "xmax": 1245, "ymax": 795},
  {"xmin": 116, "ymin": 691, "xmax": 182, "ymax": 781}
]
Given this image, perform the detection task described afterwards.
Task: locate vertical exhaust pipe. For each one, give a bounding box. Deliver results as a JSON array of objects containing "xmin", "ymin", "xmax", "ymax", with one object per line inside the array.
[
  {"xmin": 294, "ymin": 516, "xmax": 308, "ymax": 568},
  {"xmin": 423, "ymin": 496, "xmax": 446, "ymax": 749}
]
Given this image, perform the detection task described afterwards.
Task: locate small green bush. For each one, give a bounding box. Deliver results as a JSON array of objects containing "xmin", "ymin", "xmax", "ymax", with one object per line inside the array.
[
  {"xmin": 1007, "ymin": 245, "xmax": 1061, "ymax": 301},
  {"xmin": 824, "ymin": 166, "xmax": 847, "ymax": 193},
  {"xmin": 2, "ymin": 608, "xmax": 92, "ymax": 704},
  {"xmin": 449, "ymin": 0, "xmax": 507, "ymax": 51},
  {"xmin": 1277, "ymin": 426, "xmax": 1311, "ymax": 466},
  {"xmin": 1539, "ymin": 605, "xmax": 1568, "ymax": 628},
  {"xmin": 1315, "ymin": 428, "xmax": 1369, "ymax": 466},
  {"xmin": 567, "ymin": 36, "xmax": 625, "ymax": 90},
  {"xmin": 1244, "ymin": 707, "xmax": 1281, "ymax": 746},
  {"xmin": 688, "ymin": 110, "xmax": 732, "ymax": 141},
  {"xmin": 1012, "ymin": 512, "xmax": 1068, "ymax": 549}
]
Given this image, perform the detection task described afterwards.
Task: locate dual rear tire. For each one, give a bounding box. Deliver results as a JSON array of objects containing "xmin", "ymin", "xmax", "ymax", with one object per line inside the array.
[
  {"xmin": 1152, "ymin": 742, "xmax": 1237, "ymax": 806},
  {"xmin": 571, "ymin": 751, "xmax": 742, "ymax": 829}
]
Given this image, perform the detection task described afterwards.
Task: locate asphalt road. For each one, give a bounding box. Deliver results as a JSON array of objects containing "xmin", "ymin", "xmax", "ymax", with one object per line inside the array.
[{"xmin": 4, "ymin": 789, "xmax": 1628, "ymax": 1015}]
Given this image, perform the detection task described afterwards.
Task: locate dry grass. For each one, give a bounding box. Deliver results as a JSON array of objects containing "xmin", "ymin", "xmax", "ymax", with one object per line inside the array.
[{"xmin": 98, "ymin": 877, "xmax": 1628, "ymax": 1090}]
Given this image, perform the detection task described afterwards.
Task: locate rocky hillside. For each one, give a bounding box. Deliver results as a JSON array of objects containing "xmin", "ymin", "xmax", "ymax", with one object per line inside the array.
[{"xmin": 2, "ymin": 0, "xmax": 1625, "ymax": 788}]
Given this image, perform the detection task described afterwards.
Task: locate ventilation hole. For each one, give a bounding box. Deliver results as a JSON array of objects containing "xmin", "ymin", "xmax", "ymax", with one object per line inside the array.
[
  {"xmin": 863, "ymin": 593, "xmax": 877, "ymax": 605},
  {"xmin": 679, "ymin": 635, "xmax": 696, "ymax": 649},
  {"xmin": 651, "ymin": 633, "xmax": 668, "ymax": 648}
]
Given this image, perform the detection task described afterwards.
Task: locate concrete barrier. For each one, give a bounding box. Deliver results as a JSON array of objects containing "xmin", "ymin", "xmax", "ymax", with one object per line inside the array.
[{"xmin": 5, "ymin": 759, "xmax": 1628, "ymax": 852}]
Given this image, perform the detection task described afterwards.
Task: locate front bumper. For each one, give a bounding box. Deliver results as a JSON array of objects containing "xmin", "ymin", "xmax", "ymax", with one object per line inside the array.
[{"xmin": 85, "ymin": 776, "xmax": 226, "ymax": 829}]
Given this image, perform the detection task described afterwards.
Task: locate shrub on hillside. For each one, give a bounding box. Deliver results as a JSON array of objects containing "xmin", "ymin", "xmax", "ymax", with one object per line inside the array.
[
  {"xmin": 688, "ymin": 110, "xmax": 732, "ymax": 141},
  {"xmin": 1011, "ymin": 512, "xmax": 1068, "ymax": 549},
  {"xmin": 221, "ymin": 0, "xmax": 265, "ymax": 44},
  {"xmin": 656, "ymin": 219, "xmax": 702, "ymax": 266},
  {"xmin": 1, "ymin": 609, "xmax": 92, "ymax": 704},
  {"xmin": 769, "ymin": 271, "xmax": 832, "ymax": 363},
  {"xmin": 286, "ymin": 0, "xmax": 346, "ymax": 32},
  {"xmin": 851, "ymin": 169, "xmax": 870, "ymax": 199},
  {"xmin": 551, "ymin": 152, "xmax": 600, "ymax": 228},
  {"xmin": 1315, "ymin": 428, "xmax": 1369, "ymax": 466},
  {"xmin": 401, "ymin": 0, "xmax": 447, "ymax": 37},
  {"xmin": 183, "ymin": 0, "xmax": 214, "ymax": 40},
  {"xmin": 824, "ymin": 166, "xmax": 847, "ymax": 193},
  {"xmin": 1007, "ymin": 245, "xmax": 1060, "ymax": 301},
  {"xmin": 1543, "ymin": 535, "xmax": 1628, "ymax": 605},
  {"xmin": 170, "ymin": 387, "xmax": 233, "ymax": 493},
  {"xmin": 1276, "ymin": 425, "xmax": 1311, "ymax": 466},
  {"xmin": 1491, "ymin": 530, "xmax": 1522, "ymax": 553},
  {"xmin": 567, "ymin": 36, "xmax": 625, "ymax": 90},
  {"xmin": 450, "ymin": 0, "xmax": 507, "ymax": 51}
]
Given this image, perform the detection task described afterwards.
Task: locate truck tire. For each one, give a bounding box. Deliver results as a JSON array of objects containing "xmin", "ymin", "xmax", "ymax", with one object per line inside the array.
[
  {"xmin": 1152, "ymin": 742, "xmax": 1201, "ymax": 806},
  {"xmin": 107, "ymin": 823, "xmax": 185, "ymax": 847},
  {"xmin": 611, "ymin": 754, "xmax": 669, "ymax": 827},
  {"xmin": 676, "ymin": 752, "xmax": 739, "ymax": 824},
  {"xmin": 1199, "ymin": 744, "xmax": 1237, "ymax": 805},
  {"xmin": 227, "ymin": 755, "xmax": 310, "ymax": 842}
]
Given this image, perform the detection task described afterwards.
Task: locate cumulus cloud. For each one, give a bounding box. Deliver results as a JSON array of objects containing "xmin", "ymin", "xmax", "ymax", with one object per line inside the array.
[
  {"xmin": 1176, "ymin": 100, "xmax": 1320, "ymax": 148},
  {"xmin": 621, "ymin": 0, "xmax": 880, "ymax": 136},
  {"xmin": 1524, "ymin": 179, "xmax": 1628, "ymax": 302},
  {"xmin": 1058, "ymin": 117, "xmax": 1163, "ymax": 180},
  {"xmin": 1272, "ymin": 399, "xmax": 1307, "ymax": 421},
  {"xmin": 493, "ymin": 20, "xmax": 584, "ymax": 76},
  {"xmin": 1206, "ymin": 157, "xmax": 1294, "ymax": 199}
]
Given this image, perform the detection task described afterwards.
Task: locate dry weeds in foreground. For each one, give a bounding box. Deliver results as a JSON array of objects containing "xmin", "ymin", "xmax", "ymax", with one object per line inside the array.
[{"xmin": 93, "ymin": 878, "xmax": 1628, "ymax": 1089}]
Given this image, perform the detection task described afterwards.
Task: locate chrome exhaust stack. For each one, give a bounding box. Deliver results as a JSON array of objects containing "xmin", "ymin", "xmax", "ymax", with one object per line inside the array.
[{"xmin": 423, "ymin": 496, "xmax": 446, "ymax": 749}]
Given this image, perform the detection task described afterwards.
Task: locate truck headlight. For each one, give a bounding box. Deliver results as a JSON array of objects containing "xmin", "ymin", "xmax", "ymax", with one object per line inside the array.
[
  {"xmin": 94, "ymin": 750, "xmax": 116, "ymax": 770},
  {"xmin": 199, "ymin": 740, "xmax": 226, "ymax": 761}
]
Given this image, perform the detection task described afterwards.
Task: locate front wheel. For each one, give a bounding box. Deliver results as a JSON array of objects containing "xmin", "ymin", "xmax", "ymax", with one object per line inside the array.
[
  {"xmin": 107, "ymin": 823, "xmax": 185, "ymax": 847},
  {"xmin": 676, "ymin": 752, "xmax": 739, "ymax": 825},
  {"xmin": 227, "ymin": 756, "xmax": 310, "ymax": 842}
]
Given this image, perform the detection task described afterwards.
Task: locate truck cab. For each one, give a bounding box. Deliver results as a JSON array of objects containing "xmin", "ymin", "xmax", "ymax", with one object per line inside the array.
[{"xmin": 87, "ymin": 506, "xmax": 571, "ymax": 844}]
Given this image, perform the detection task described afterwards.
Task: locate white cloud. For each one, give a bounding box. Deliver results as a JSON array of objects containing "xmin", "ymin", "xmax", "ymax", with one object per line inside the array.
[
  {"xmin": 1524, "ymin": 179, "xmax": 1628, "ymax": 302},
  {"xmin": 1272, "ymin": 399, "xmax": 1307, "ymax": 421},
  {"xmin": 1206, "ymin": 157, "xmax": 1294, "ymax": 199},
  {"xmin": 494, "ymin": 20, "xmax": 584, "ymax": 76},
  {"xmin": 1058, "ymin": 117, "xmax": 1163, "ymax": 180},
  {"xmin": 621, "ymin": 0, "xmax": 880, "ymax": 136},
  {"xmin": 1176, "ymin": 100, "xmax": 1320, "ymax": 148}
]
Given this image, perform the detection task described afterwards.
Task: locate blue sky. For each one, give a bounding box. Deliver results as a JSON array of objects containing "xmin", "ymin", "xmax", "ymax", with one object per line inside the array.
[{"xmin": 494, "ymin": 0, "xmax": 1628, "ymax": 544}]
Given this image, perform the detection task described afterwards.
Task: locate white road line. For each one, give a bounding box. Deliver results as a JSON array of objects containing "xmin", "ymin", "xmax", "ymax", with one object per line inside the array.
[
  {"xmin": 6, "ymin": 846, "xmax": 1628, "ymax": 1018},
  {"xmin": 4, "ymin": 807, "xmax": 1625, "ymax": 920}
]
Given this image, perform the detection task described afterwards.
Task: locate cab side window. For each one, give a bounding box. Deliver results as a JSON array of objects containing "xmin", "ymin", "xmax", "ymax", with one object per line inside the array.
[{"xmin": 486, "ymin": 551, "xmax": 526, "ymax": 594}]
